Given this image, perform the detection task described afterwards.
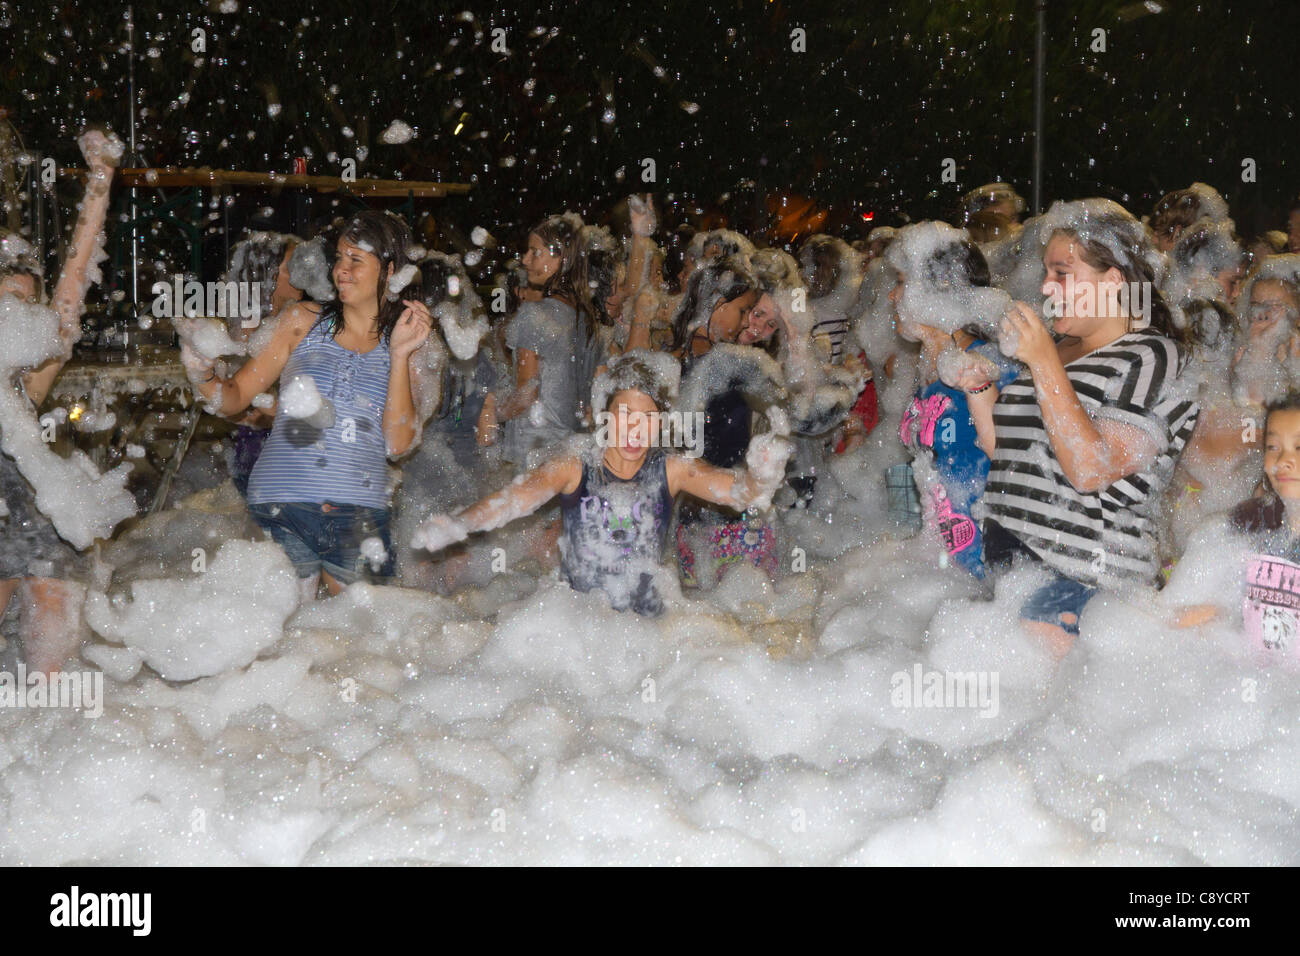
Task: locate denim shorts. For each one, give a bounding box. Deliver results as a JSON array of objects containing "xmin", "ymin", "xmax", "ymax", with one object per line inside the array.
[
  {"xmin": 983, "ymin": 519, "xmax": 1097, "ymax": 635},
  {"xmin": 248, "ymin": 501, "xmax": 395, "ymax": 585}
]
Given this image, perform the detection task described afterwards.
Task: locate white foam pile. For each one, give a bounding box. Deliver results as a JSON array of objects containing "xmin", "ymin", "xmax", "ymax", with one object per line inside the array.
[
  {"xmin": 82, "ymin": 540, "xmax": 300, "ymax": 682},
  {"xmin": 0, "ymin": 478, "xmax": 1296, "ymax": 864},
  {"xmin": 0, "ymin": 297, "xmax": 137, "ymax": 549}
]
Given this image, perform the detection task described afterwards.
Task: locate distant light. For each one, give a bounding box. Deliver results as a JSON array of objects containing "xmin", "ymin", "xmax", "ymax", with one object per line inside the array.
[
  {"xmin": 861, "ymin": 211, "xmax": 875, "ymax": 222},
  {"xmin": 69, "ymin": 404, "xmax": 84, "ymax": 422}
]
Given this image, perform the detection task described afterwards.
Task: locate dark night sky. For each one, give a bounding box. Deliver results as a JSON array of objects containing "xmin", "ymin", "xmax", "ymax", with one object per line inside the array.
[{"xmin": 2, "ymin": 0, "xmax": 1297, "ymax": 279}]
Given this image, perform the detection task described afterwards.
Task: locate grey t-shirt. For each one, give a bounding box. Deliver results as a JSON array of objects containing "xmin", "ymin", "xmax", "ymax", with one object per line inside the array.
[{"xmin": 504, "ymin": 298, "xmax": 579, "ymax": 465}]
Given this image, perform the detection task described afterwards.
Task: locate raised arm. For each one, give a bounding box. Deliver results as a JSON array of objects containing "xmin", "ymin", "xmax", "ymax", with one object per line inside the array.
[
  {"xmin": 410, "ymin": 456, "xmax": 582, "ymax": 552},
  {"xmin": 22, "ymin": 130, "xmax": 121, "ymax": 406}
]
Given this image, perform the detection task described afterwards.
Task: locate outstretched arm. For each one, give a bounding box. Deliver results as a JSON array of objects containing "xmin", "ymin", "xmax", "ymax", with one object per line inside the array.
[
  {"xmin": 186, "ymin": 302, "xmax": 318, "ymax": 416},
  {"xmin": 667, "ymin": 430, "xmax": 793, "ymax": 513},
  {"xmin": 411, "ymin": 456, "xmax": 582, "ymax": 553}
]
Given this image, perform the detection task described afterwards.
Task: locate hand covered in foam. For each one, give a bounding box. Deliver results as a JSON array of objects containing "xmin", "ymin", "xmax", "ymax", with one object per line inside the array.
[
  {"xmin": 411, "ymin": 513, "xmax": 470, "ymax": 553},
  {"xmin": 78, "ymin": 129, "xmax": 124, "ymax": 170},
  {"xmin": 628, "ymin": 194, "xmax": 657, "ymax": 237},
  {"xmin": 179, "ymin": 343, "xmax": 215, "ymax": 385},
  {"xmin": 937, "ymin": 346, "xmax": 1000, "ymax": 391},
  {"xmin": 736, "ymin": 432, "xmax": 794, "ymax": 511}
]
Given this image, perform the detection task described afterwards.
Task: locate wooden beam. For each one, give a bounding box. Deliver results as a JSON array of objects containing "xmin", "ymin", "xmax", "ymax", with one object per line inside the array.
[{"xmin": 60, "ymin": 166, "xmax": 471, "ymax": 198}]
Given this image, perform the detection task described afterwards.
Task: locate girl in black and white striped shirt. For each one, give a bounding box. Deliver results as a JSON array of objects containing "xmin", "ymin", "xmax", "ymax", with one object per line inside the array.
[{"xmin": 975, "ymin": 199, "xmax": 1200, "ymax": 653}]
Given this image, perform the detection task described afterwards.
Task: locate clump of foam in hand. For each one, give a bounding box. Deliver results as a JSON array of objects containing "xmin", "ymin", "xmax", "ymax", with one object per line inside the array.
[
  {"xmin": 379, "ymin": 120, "xmax": 415, "ymax": 144},
  {"xmin": 0, "ymin": 297, "xmax": 136, "ymax": 548},
  {"xmin": 937, "ymin": 345, "xmax": 1000, "ymax": 390},
  {"xmin": 287, "ymin": 237, "xmax": 335, "ymax": 302},
  {"xmin": 279, "ymin": 375, "xmax": 335, "ymax": 429},
  {"xmin": 410, "ymin": 513, "xmax": 469, "ymax": 553},
  {"xmin": 83, "ymin": 540, "xmax": 299, "ymax": 681},
  {"xmin": 885, "ymin": 221, "xmax": 1013, "ymax": 337},
  {"xmin": 174, "ymin": 317, "xmax": 248, "ymax": 360},
  {"xmin": 736, "ymin": 431, "xmax": 794, "ymax": 511}
]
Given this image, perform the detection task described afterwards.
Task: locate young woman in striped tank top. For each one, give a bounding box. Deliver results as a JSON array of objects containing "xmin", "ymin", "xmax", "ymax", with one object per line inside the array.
[
  {"xmin": 184, "ymin": 211, "xmax": 432, "ymax": 599},
  {"xmin": 977, "ymin": 200, "xmax": 1199, "ymax": 654}
]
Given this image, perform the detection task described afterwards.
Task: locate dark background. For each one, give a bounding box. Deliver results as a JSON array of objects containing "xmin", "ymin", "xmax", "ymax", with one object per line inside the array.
[{"xmin": 2, "ymin": 0, "xmax": 1297, "ymax": 286}]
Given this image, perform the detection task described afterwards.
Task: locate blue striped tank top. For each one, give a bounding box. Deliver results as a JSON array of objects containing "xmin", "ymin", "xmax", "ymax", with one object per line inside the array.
[{"xmin": 247, "ymin": 319, "xmax": 393, "ymax": 508}]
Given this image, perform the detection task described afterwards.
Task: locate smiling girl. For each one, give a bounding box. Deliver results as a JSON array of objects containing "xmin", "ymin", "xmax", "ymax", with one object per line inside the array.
[
  {"xmin": 978, "ymin": 200, "xmax": 1199, "ymax": 652},
  {"xmin": 478, "ymin": 214, "xmax": 582, "ymax": 469},
  {"xmin": 411, "ymin": 351, "xmax": 791, "ymax": 615},
  {"xmin": 185, "ymin": 211, "xmax": 431, "ymax": 598}
]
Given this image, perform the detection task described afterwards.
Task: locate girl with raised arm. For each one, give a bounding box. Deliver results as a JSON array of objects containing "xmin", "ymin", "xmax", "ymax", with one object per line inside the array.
[{"xmin": 0, "ymin": 129, "xmax": 122, "ymax": 673}]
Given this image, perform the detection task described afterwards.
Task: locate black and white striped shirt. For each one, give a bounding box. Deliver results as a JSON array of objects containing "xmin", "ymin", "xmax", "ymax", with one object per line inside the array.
[{"xmin": 982, "ymin": 331, "xmax": 1199, "ymax": 586}]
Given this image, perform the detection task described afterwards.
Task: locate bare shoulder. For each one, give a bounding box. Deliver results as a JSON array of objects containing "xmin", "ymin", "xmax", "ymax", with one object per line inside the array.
[{"xmin": 280, "ymin": 301, "xmax": 324, "ymax": 338}]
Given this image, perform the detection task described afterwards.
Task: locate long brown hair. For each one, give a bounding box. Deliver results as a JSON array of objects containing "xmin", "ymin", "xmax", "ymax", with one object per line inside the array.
[
  {"xmin": 529, "ymin": 214, "xmax": 581, "ymax": 305},
  {"xmin": 318, "ymin": 210, "xmax": 413, "ymax": 343}
]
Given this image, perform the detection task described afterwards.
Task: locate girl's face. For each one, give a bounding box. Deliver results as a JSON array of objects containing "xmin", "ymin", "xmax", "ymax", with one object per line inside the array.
[
  {"xmin": 0, "ymin": 273, "xmax": 38, "ymax": 304},
  {"xmin": 605, "ymin": 388, "xmax": 659, "ymax": 462},
  {"xmin": 1042, "ymin": 234, "xmax": 1124, "ymax": 337},
  {"xmin": 1265, "ymin": 409, "xmax": 1300, "ymax": 501},
  {"xmin": 738, "ymin": 292, "xmax": 779, "ymax": 346},
  {"xmin": 333, "ymin": 238, "xmax": 386, "ymax": 307},
  {"xmin": 1247, "ymin": 280, "xmax": 1300, "ymax": 334},
  {"xmin": 1216, "ymin": 262, "xmax": 1245, "ymax": 303},
  {"xmin": 523, "ymin": 233, "xmax": 562, "ymax": 288},
  {"xmin": 706, "ymin": 290, "xmax": 759, "ymax": 344},
  {"xmin": 889, "ymin": 270, "xmax": 924, "ymax": 342}
]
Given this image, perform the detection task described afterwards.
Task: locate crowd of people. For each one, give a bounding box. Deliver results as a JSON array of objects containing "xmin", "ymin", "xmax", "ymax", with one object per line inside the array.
[{"xmin": 6, "ymin": 154, "xmax": 1300, "ymax": 673}]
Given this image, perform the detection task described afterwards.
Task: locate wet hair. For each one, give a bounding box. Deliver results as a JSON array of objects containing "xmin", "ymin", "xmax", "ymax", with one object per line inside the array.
[
  {"xmin": 1150, "ymin": 185, "xmax": 1230, "ymax": 245},
  {"xmin": 574, "ymin": 246, "xmax": 619, "ymax": 332},
  {"xmin": 1231, "ymin": 392, "xmax": 1300, "ymax": 533},
  {"xmin": 670, "ymin": 256, "xmax": 757, "ymax": 351},
  {"xmin": 926, "ymin": 236, "xmax": 991, "ymax": 290},
  {"xmin": 224, "ymin": 231, "xmax": 296, "ymax": 320},
  {"xmin": 750, "ymin": 247, "xmax": 803, "ymax": 295},
  {"xmin": 593, "ymin": 350, "xmax": 681, "ymax": 413},
  {"xmin": 528, "ymin": 214, "xmax": 582, "ymax": 304},
  {"xmin": 798, "ymin": 235, "xmax": 849, "ymax": 299},
  {"xmin": 317, "ymin": 210, "xmax": 413, "ymax": 342},
  {"xmin": 1049, "ymin": 215, "xmax": 1183, "ymax": 346}
]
